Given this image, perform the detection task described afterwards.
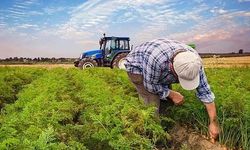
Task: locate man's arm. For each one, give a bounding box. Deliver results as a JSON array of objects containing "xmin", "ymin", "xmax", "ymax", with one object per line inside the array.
[
  {"xmin": 196, "ymin": 67, "xmax": 219, "ymax": 141},
  {"xmin": 204, "ymin": 102, "xmax": 217, "ymax": 124},
  {"xmin": 204, "ymin": 102, "xmax": 219, "ymax": 143}
]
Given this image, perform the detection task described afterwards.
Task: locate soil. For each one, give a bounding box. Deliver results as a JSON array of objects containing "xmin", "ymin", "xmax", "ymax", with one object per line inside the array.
[
  {"xmin": 167, "ymin": 124, "xmax": 227, "ymax": 150},
  {"xmin": 158, "ymin": 100, "xmax": 227, "ymax": 150}
]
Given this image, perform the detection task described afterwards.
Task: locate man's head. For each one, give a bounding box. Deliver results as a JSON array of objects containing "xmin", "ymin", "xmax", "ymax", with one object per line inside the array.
[{"xmin": 173, "ymin": 51, "xmax": 202, "ymax": 90}]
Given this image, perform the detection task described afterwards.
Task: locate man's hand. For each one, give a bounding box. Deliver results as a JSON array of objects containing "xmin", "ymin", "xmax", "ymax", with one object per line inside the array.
[
  {"xmin": 204, "ymin": 102, "xmax": 219, "ymax": 143},
  {"xmin": 168, "ymin": 90, "xmax": 184, "ymax": 105},
  {"xmin": 209, "ymin": 121, "xmax": 219, "ymax": 143}
]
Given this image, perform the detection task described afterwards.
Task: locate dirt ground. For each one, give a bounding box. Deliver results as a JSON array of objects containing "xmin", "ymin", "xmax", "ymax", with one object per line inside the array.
[
  {"xmin": 1, "ymin": 56, "xmax": 249, "ymax": 68},
  {"xmin": 167, "ymin": 124, "xmax": 227, "ymax": 150},
  {"xmin": 158, "ymin": 100, "xmax": 227, "ymax": 150}
]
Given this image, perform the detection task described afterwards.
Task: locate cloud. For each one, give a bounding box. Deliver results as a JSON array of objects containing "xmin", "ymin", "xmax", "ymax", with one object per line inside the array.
[
  {"xmin": 193, "ymin": 30, "xmax": 231, "ymax": 41},
  {"xmin": 238, "ymin": 0, "xmax": 250, "ymax": 2},
  {"xmin": 29, "ymin": 10, "xmax": 44, "ymax": 16},
  {"xmin": 133, "ymin": 1, "xmax": 209, "ymax": 42},
  {"xmin": 193, "ymin": 0, "xmax": 204, "ymax": 3},
  {"xmin": 167, "ymin": 8, "xmax": 250, "ymax": 53},
  {"xmin": 42, "ymin": 0, "xmax": 249, "ymax": 52},
  {"xmin": 170, "ymin": 9, "xmax": 250, "ymax": 39},
  {"xmin": 0, "ymin": 23, "xmax": 6, "ymax": 29},
  {"xmin": 17, "ymin": 24, "xmax": 38, "ymax": 29},
  {"xmin": 0, "ymin": 28, "xmax": 83, "ymax": 58},
  {"xmin": 4, "ymin": 0, "xmax": 40, "ymax": 21},
  {"xmin": 55, "ymin": 0, "xmax": 121, "ymax": 41},
  {"xmin": 132, "ymin": 0, "xmax": 166, "ymax": 5},
  {"xmin": 43, "ymin": 6, "xmax": 66, "ymax": 15},
  {"xmin": 197, "ymin": 28, "xmax": 250, "ymax": 53},
  {"xmin": 210, "ymin": 7, "xmax": 227, "ymax": 15},
  {"xmin": 8, "ymin": 9, "xmax": 26, "ymax": 17},
  {"xmin": 0, "ymin": 0, "xmax": 249, "ymax": 58},
  {"xmin": 13, "ymin": 4, "xmax": 28, "ymax": 9},
  {"xmin": 54, "ymin": 0, "xmax": 182, "ymax": 43}
]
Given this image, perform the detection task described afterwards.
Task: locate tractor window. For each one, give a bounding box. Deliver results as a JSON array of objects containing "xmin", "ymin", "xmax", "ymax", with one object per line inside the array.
[
  {"xmin": 106, "ymin": 40, "xmax": 115, "ymax": 49},
  {"xmin": 115, "ymin": 40, "xmax": 119, "ymax": 49},
  {"xmin": 119, "ymin": 40, "xmax": 129, "ymax": 50},
  {"xmin": 105, "ymin": 40, "xmax": 116, "ymax": 54},
  {"xmin": 110, "ymin": 40, "xmax": 116, "ymax": 49},
  {"xmin": 105, "ymin": 40, "xmax": 111, "ymax": 54}
]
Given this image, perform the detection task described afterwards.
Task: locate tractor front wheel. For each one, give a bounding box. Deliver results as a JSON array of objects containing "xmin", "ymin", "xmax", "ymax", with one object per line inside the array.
[
  {"xmin": 79, "ymin": 58, "xmax": 98, "ymax": 69},
  {"xmin": 112, "ymin": 53, "xmax": 128, "ymax": 69}
]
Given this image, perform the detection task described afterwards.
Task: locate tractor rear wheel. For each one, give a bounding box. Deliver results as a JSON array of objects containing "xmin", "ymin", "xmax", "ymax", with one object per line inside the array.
[
  {"xmin": 79, "ymin": 58, "xmax": 98, "ymax": 69},
  {"xmin": 112, "ymin": 53, "xmax": 128, "ymax": 69}
]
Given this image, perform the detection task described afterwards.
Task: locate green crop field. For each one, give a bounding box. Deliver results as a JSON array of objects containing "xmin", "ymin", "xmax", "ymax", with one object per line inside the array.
[{"xmin": 0, "ymin": 67, "xmax": 249, "ymax": 150}]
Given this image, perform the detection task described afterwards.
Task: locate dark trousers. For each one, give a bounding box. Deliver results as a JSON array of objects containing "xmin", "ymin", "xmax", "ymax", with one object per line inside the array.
[{"xmin": 127, "ymin": 72, "xmax": 160, "ymax": 113}]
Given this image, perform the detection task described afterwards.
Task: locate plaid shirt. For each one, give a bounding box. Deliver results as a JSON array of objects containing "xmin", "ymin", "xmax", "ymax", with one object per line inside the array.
[{"xmin": 124, "ymin": 39, "xmax": 215, "ymax": 103}]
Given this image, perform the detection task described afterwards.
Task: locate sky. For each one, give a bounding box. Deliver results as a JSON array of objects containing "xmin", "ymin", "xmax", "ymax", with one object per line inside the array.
[{"xmin": 0, "ymin": 0, "xmax": 250, "ymax": 58}]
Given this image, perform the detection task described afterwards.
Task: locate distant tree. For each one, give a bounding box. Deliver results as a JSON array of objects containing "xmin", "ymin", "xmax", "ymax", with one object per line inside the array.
[
  {"xmin": 239, "ymin": 49, "xmax": 243, "ymax": 54},
  {"xmin": 13, "ymin": 57, "xmax": 18, "ymax": 61},
  {"xmin": 5, "ymin": 58, "xmax": 9, "ymax": 61},
  {"xmin": 27, "ymin": 58, "xmax": 32, "ymax": 61},
  {"xmin": 45, "ymin": 58, "xmax": 49, "ymax": 62},
  {"xmin": 23, "ymin": 58, "xmax": 28, "ymax": 63},
  {"xmin": 51, "ymin": 57, "xmax": 56, "ymax": 63},
  {"xmin": 59, "ymin": 58, "xmax": 66, "ymax": 62}
]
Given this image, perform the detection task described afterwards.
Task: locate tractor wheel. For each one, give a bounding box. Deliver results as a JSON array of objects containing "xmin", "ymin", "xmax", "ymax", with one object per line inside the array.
[
  {"xmin": 112, "ymin": 53, "xmax": 128, "ymax": 69},
  {"xmin": 79, "ymin": 58, "xmax": 98, "ymax": 69}
]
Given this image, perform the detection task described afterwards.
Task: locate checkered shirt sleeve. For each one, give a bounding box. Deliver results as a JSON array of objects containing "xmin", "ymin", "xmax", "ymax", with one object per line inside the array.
[{"xmin": 196, "ymin": 67, "xmax": 215, "ymax": 103}]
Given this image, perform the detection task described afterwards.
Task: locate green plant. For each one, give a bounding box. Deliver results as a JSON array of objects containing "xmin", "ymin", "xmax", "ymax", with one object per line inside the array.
[{"xmin": 0, "ymin": 67, "xmax": 249, "ymax": 149}]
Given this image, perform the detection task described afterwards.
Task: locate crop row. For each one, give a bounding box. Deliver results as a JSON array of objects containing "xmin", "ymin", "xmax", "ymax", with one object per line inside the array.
[
  {"xmin": 0, "ymin": 68, "xmax": 169, "ymax": 149},
  {"xmin": 0, "ymin": 67, "xmax": 47, "ymax": 109},
  {"xmin": 0, "ymin": 67, "xmax": 249, "ymax": 149}
]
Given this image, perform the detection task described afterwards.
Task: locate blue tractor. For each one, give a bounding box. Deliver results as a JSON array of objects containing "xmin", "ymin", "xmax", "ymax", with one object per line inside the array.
[{"xmin": 74, "ymin": 34, "xmax": 131, "ymax": 69}]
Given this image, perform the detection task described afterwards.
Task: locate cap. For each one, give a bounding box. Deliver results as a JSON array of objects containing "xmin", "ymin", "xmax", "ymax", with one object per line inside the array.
[{"xmin": 173, "ymin": 51, "xmax": 202, "ymax": 90}]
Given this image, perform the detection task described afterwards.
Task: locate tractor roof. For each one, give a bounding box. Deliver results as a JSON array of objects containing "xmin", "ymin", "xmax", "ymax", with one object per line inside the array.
[{"xmin": 103, "ymin": 36, "xmax": 130, "ymax": 40}]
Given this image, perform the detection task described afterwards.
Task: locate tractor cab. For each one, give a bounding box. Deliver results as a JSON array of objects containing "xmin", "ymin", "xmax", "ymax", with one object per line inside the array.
[
  {"xmin": 99, "ymin": 36, "xmax": 130, "ymax": 63},
  {"xmin": 74, "ymin": 34, "xmax": 131, "ymax": 69}
]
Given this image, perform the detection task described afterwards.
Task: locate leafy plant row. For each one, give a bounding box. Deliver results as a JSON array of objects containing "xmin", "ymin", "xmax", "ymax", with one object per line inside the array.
[
  {"xmin": 0, "ymin": 68, "xmax": 170, "ymax": 149},
  {"xmin": 68, "ymin": 68, "xmax": 169, "ymax": 149},
  {"xmin": 0, "ymin": 67, "xmax": 47, "ymax": 109},
  {"xmin": 0, "ymin": 68, "xmax": 86, "ymax": 149},
  {"xmin": 1, "ymin": 67, "xmax": 249, "ymax": 149}
]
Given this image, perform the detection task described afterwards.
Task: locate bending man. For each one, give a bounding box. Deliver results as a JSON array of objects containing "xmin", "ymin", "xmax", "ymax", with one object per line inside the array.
[{"xmin": 124, "ymin": 39, "xmax": 219, "ymax": 141}]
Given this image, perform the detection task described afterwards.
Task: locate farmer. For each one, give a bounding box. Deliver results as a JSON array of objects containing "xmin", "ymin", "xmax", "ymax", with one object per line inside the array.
[{"xmin": 124, "ymin": 39, "xmax": 219, "ymax": 141}]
